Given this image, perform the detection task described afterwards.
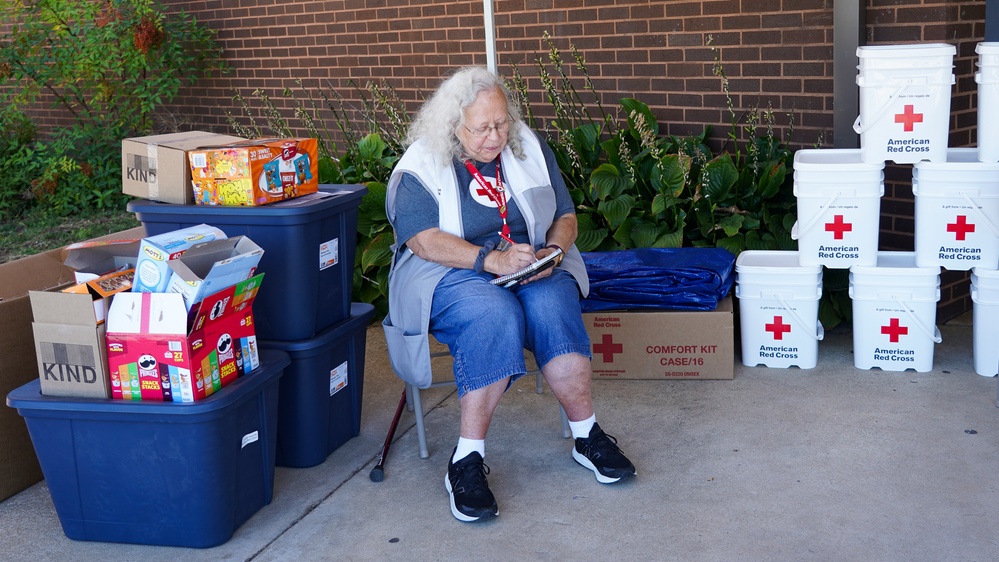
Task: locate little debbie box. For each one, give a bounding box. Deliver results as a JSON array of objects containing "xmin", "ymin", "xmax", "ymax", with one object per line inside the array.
[
  {"xmin": 188, "ymin": 138, "xmax": 319, "ymax": 206},
  {"xmin": 105, "ymin": 274, "xmax": 264, "ymax": 402}
]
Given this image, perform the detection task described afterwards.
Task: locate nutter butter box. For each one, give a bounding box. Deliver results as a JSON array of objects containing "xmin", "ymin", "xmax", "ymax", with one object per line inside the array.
[
  {"xmin": 188, "ymin": 137, "xmax": 319, "ymax": 206},
  {"xmin": 582, "ymin": 296, "xmax": 734, "ymax": 380}
]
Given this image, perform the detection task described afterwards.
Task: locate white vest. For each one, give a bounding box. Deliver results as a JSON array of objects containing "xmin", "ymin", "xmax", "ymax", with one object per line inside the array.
[{"xmin": 381, "ymin": 132, "xmax": 588, "ymax": 387}]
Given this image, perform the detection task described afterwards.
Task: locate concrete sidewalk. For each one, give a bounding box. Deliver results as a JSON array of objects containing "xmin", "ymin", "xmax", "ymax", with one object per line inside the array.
[{"xmin": 2, "ymin": 315, "xmax": 998, "ymax": 561}]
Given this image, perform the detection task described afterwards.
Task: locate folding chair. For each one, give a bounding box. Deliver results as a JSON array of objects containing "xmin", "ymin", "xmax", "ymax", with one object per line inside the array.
[{"xmin": 402, "ymin": 343, "xmax": 571, "ymax": 459}]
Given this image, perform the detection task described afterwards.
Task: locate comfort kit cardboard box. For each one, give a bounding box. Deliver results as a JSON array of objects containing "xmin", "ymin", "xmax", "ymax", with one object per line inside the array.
[
  {"xmin": 0, "ymin": 226, "xmax": 144, "ymax": 501},
  {"xmin": 584, "ymin": 296, "xmax": 735, "ymax": 380},
  {"xmin": 166, "ymin": 236, "xmax": 264, "ymax": 311},
  {"xmin": 188, "ymin": 137, "xmax": 319, "ymax": 206},
  {"xmin": 122, "ymin": 131, "xmax": 246, "ymax": 204},
  {"xmin": 106, "ymin": 273, "xmax": 263, "ymax": 402}
]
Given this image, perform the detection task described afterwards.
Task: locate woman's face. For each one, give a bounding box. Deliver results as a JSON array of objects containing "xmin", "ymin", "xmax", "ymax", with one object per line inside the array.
[{"xmin": 457, "ymin": 86, "xmax": 510, "ymax": 163}]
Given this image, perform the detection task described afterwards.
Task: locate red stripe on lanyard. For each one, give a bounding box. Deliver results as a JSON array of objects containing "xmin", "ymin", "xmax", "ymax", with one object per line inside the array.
[{"xmin": 464, "ymin": 156, "xmax": 514, "ymax": 245}]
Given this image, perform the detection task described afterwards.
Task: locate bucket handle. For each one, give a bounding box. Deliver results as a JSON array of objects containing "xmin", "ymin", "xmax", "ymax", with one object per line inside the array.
[
  {"xmin": 958, "ymin": 191, "xmax": 999, "ymax": 238},
  {"xmin": 791, "ymin": 192, "xmax": 841, "ymax": 240},
  {"xmin": 773, "ymin": 294, "xmax": 825, "ymax": 341},
  {"xmin": 892, "ymin": 295, "xmax": 943, "ymax": 344},
  {"xmin": 852, "ymin": 79, "xmax": 912, "ymax": 135}
]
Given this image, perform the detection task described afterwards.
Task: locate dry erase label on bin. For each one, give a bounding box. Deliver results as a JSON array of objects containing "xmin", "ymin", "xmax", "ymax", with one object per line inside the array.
[
  {"xmin": 241, "ymin": 430, "xmax": 259, "ymax": 449},
  {"xmin": 319, "ymin": 238, "xmax": 339, "ymax": 270},
  {"xmin": 330, "ymin": 361, "xmax": 348, "ymax": 396}
]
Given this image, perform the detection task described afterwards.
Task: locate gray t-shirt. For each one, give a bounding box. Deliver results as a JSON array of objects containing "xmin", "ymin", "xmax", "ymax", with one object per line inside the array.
[{"xmin": 393, "ymin": 135, "xmax": 574, "ymax": 249}]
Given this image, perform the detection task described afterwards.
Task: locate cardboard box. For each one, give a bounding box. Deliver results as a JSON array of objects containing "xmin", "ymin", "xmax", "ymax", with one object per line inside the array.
[
  {"xmin": 62, "ymin": 237, "xmax": 141, "ymax": 282},
  {"xmin": 188, "ymin": 137, "xmax": 319, "ymax": 206},
  {"xmin": 166, "ymin": 236, "xmax": 264, "ymax": 311},
  {"xmin": 29, "ymin": 290, "xmax": 113, "ymax": 399},
  {"xmin": 132, "ymin": 224, "xmax": 227, "ymax": 293},
  {"xmin": 60, "ymin": 268, "xmax": 135, "ymax": 323},
  {"xmin": 106, "ymin": 274, "xmax": 263, "ymax": 402},
  {"xmin": 122, "ymin": 131, "xmax": 246, "ymax": 204},
  {"xmin": 584, "ymin": 296, "xmax": 735, "ymax": 380},
  {"xmin": 0, "ymin": 226, "xmax": 145, "ymax": 501}
]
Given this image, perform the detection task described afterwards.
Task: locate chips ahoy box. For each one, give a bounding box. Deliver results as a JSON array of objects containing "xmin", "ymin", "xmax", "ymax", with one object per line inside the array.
[
  {"xmin": 105, "ymin": 274, "xmax": 264, "ymax": 402},
  {"xmin": 188, "ymin": 138, "xmax": 319, "ymax": 206}
]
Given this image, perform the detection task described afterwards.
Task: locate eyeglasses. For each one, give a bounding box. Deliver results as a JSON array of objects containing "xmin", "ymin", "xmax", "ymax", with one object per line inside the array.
[{"xmin": 462, "ymin": 118, "xmax": 511, "ymax": 138}]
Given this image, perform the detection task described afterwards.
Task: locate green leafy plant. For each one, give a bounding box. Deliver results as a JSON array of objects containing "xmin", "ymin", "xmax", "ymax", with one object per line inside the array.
[
  {"xmin": 514, "ymin": 33, "xmax": 797, "ymax": 257},
  {"xmin": 0, "ymin": 0, "xmax": 227, "ymax": 218}
]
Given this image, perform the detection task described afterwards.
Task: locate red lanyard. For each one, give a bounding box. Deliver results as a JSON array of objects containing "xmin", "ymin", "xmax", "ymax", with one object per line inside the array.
[{"xmin": 463, "ymin": 156, "xmax": 515, "ymax": 245}]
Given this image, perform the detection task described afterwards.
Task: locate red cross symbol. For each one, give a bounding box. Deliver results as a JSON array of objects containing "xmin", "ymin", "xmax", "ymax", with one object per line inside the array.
[
  {"xmin": 825, "ymin": 215, "xmax": 853, "ymax": 240},
  {"xmin": 475, "ymin": 184, "xmax": 501, "ymax": 205},
  {"xmin": 894, "ymin": 104, "xmax": 923, "ymax": 132},
  {"xmin": 765, "ymin": 316, "xmax": 792, "ymax": 340},
  {"xmin": 881, "ymin": 318, "xmax": 908, "ymax": 343},
  {"xmin": 946, "ymin": 215, "xmax": 976, "ymax": 241},
  {"xmin": 593, "ymin": 333, "xmax": 623, "ymax": 363}
]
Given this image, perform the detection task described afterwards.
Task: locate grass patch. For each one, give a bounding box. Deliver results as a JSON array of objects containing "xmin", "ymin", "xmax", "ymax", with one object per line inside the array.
[{"xmin": 0, "ymin": 207, "xmax": 141, "ymax": 265}]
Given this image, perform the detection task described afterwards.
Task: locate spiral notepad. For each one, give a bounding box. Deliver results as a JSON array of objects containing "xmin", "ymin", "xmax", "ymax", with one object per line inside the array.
[{"xmin": 489, "ymin": 248, "xmax": 563, "ymax": 288}]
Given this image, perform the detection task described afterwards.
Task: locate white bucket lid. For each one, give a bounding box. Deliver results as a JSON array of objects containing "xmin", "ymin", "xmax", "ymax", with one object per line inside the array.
[
  {"xmin": 849, "ymin": 251, "xmax": 940, "ymax": 280},
  {"xmin": 793, "ymin": 148, "xmax": 885, "ymax": 172},
  {"xmin": 735, "ymin": 250, "xmax": 822, "ymax": 274},
  {"xmin": 971, "ymin": 268, "xmax": 999, "ymax": 290},
  {"xmin": 857, "ymin": 43, "xmax": 956, "ymax": 60},
  {"xmin": 976, "ymin": 42, "xmax": 999, "ymax": 56},
  {"xmin": 913, "ymin": 147, "xmax": 999, "ymax": 174}
]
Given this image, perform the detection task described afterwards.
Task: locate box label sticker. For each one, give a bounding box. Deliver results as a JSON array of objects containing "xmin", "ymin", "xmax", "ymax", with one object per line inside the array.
[
  {"xmin": 330, "ymin": 361, "xmax": 348, "ymax": 396},
  {"xmin": 319, "ymin": 238, "xmax": 339, "ymax": 271},
  {"xmin": 241, "ymin": 430, "xmax": 259, "ymax": 449}
]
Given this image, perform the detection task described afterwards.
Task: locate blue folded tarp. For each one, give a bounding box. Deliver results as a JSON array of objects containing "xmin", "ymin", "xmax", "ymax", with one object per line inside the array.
[{"xmin": 580, "ymin": 247, "xmax": 736, "ymax": 312}]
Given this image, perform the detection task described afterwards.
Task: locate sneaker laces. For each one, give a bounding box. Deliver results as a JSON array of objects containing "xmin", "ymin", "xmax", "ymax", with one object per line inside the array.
[{"xmin": 453, "ymin": 456, "xmax": 491, "ymax": 494}]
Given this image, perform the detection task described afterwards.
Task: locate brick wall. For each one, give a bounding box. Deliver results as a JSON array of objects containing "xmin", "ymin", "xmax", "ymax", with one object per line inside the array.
[{"xmin": 5, "ymin": 1, "xmax": 989, "ymax": 318}]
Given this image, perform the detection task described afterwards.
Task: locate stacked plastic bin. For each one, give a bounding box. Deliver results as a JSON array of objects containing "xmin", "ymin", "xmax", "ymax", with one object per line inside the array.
[{"xmin": 129, "ymin": 184, "xmax": 376, "ymax": 468}]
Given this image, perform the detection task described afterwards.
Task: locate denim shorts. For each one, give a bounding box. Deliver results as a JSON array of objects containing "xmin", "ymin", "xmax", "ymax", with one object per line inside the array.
[{"xmin": 429, "ymin": 268, "xmax": 592, "ymax": 398}]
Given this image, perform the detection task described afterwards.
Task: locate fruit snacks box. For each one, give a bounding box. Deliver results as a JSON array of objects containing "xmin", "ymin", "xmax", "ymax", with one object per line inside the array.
[
  {"xmin": 105, "ymin": 274, "xmax": 263, "ymax": 402},
  {"xmin": 188, "ymin": 137, "xmax": 319, "ymax": 206}
]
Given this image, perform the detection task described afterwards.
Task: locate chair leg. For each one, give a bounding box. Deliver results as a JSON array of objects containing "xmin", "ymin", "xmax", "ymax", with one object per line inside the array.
[
  {"xmin": 408, "ymin": 383, "xmax": 430, "ymax": 459},
  {"xmin": 535, "ymin": 370, "xmax": 543, "ymax": 394}
]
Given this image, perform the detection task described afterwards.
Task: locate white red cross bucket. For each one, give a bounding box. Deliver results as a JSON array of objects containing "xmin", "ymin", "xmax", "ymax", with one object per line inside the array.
[
  {"xmin": 849, "ymin": 252, "xmax": 941, "ymax": 372},
  {"xmin": 976, "ymin": 42, "xmax": 999, "ymax": 163},
  {"xmin": 971, "ymin": 268, "xmax": 999, "ymax": 377},
  {"xmin": 735, "ymin": 251, "xmax": 823, "ymax": 369},
  {"xmin": 791, "ymin": 149, "xmax": 884, "ymax": 268},
  {"xmin": 912, "ymin": 148, "xmax": 999, "ymax": 270},
  {"xmin": 853, "ymin": 43, "xmax": 956, "ymax": 164}
]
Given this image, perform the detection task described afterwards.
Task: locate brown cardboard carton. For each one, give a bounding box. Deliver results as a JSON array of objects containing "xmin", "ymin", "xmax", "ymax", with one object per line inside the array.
[
  {"xmin": 122, "ymin": 131, "xmax": 245, "ymax": 204},
  {"xmin": 584, "ymin": 296, "xmax": 735, "ymax": 380},
  {"xmin": 0, "ymin": 226, "xmax": 145, "ymax": 501}
]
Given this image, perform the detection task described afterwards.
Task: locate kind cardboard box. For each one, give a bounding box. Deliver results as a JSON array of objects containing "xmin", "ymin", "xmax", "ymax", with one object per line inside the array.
[
  {"xmin": 106, "ymin": 274, "xmax": 263, "ymax": 402},
  {"xmin": 583, "ymin": 296, "xmax": 735, "ymax": 380},
  {"xmin": 0, "ymin": 226, "xmax": 144, "ymax": 501},
  {"xmin": 188, "ymin": 137, "xmax": 319, "ymax": 206},
  {"xmin": 122, "ymin": 131, "xmax": 246, "ymax": 204}
]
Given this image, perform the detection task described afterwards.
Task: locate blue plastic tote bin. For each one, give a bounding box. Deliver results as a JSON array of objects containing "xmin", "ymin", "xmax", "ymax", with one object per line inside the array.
[
  {"xmin": 128, "ymin": 184, "xmax": 366, "ymax": 341},
  {"xmin": 5, "ymin": 350, "xmax": 290, "ymax": 548},
  {"xmin": 260, "ymin": 302, "xmax": 375, "ymax": 468}
]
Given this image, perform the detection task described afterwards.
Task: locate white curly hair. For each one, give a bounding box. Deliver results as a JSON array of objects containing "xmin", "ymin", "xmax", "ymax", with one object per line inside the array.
[{"xmin": 405, "ymin": 66, "xmax": 525, "ymax": 161}]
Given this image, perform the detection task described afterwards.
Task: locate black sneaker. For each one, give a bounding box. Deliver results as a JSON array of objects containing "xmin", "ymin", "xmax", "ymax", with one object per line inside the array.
[
  {"xmin": 572, "ymin": 423, "xmax": 637, "ymax": 484},
  {"xmin": 445, "ymin": 450, "xmax": 498, "ymax": 522}
]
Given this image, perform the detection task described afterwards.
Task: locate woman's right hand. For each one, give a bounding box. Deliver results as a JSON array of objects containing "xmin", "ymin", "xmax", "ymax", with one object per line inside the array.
[{"xmin": 484, "ymin": 243, "xmax": 536, "ymax": 275}]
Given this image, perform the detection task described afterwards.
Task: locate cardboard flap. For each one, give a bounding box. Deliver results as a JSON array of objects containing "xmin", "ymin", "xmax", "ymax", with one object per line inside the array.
[
  {"xmin": 107, "ymin": 292, "xmax": 187, "ymax": 335},
  {"xmin": 29, "ymin": 290, "xmax": 99, "ymax": 326},
  {"xmin": 166, "ymin": 236, "xmax": 263, "ymax": 283},
  {"xmin": 62, "ymin": 238, "xmax": 141, "ymax": 278},
  {"xmin": 1, "ymin": 250, "xmax": 75, "ymax": 300}
]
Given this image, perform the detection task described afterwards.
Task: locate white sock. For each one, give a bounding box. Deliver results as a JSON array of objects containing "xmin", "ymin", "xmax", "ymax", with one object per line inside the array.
[
  {"xmin": 452, "ymin": 437, "xmax": 485, "ymax": 463},
  {"xmin": 569, "ymin": 414, "xmax": 596, "ymax": 439}
]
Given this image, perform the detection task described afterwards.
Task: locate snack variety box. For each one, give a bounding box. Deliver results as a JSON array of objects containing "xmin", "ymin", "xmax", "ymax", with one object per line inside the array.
[
  {"xmin": 188, "ymin": 138, "xmax": 319, "ymax": 206},
  {"xmin": 132, "ymin": 224, "xmax": 227, "ymax": 293},
  {"xmin": 105, "ymin": 274, "xmax": 264, "ymax": 402}
]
